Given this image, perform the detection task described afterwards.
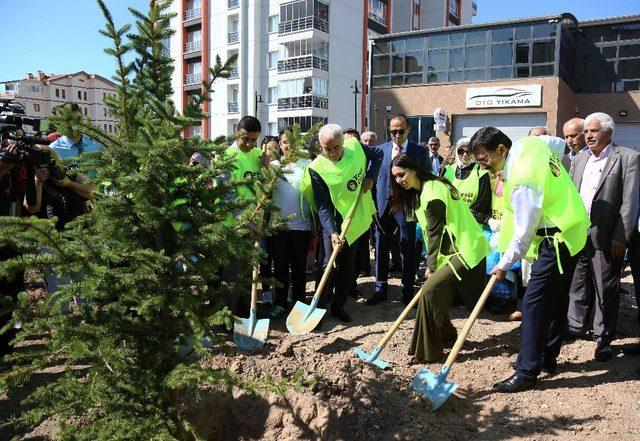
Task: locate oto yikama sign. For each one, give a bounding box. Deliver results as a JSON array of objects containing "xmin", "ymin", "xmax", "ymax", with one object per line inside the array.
[{"xmin": 466, "ymin": 85, "xmax": 542, "ymax": 109}]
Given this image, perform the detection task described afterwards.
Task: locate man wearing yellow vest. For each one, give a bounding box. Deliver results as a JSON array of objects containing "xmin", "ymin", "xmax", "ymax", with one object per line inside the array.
[
  {"xmin": 304, "ymin": 124, "xmax": 383, "ymax": 322},
  {"xmin": 469, "ymin": 127, "xmax": 589, "ymax": 393}
]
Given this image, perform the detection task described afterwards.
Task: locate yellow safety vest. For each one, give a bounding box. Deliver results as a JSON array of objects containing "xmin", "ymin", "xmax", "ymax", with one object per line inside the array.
[
  {"xmin": 225, "ymin": 145, "xmax": 262, "ymax": 201},
  {"xmin": 443, "ymin": 163, "xmax": 489, "ymax": 208}
]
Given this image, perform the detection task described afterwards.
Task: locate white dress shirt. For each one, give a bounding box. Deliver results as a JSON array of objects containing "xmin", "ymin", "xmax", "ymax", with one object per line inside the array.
[
  {"xmin": 579, "ymin": 143, "xmax": 612, "ymax": 216},
  {"xmin": 497, "ymin": 141, "xmax": 555, "ymax": 272},
  {"xmin": 392, "ymin": 139, "xmax": 409, "ymax": 160}
]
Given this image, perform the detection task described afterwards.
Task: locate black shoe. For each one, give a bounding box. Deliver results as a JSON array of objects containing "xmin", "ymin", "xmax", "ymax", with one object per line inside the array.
[
  {"xmin": 365, "ymin": 291, "xmax": 388, "ymax": 306},
  {"xmin": 331, "ymin": 308, "xmax": 352, "ymax": 322},
  {"xmin": 621, "ymin": 343, "xmax": 640, "ymax": 356},
  {"xmin": 594, "ymin": 341, "xmax": 613, "ymax": 362},
  {"xmin": 493, "ymin": 373, "xmax": 537, "ymax": 393}
]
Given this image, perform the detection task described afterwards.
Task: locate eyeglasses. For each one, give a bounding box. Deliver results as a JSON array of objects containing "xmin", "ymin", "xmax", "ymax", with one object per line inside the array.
[
  {"xmin": 475, "ymin": 149, "xmax": 498, "ymax": 164},
  {"xmin": 389, "ymin": 129, "xmax": 406, "ymax": 136},
  {"xmin": 457, "ymin": 148, "xmax": 471, "ymax": 155}
]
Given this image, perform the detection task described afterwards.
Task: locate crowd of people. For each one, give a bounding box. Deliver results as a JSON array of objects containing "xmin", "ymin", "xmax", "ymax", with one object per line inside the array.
[{"xmin": 1, "ymin": 102, "xmax": 639, "ymax": 391}]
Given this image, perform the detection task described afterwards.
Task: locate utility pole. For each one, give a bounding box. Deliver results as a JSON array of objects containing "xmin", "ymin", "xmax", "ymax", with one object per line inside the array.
[
  {"xmin": 254, "ymin": 91, "xmax": 263, "ymax": 118},
  {"xmin": 351, "ymin": 80, "xmax": 360, "ymax": 131}
]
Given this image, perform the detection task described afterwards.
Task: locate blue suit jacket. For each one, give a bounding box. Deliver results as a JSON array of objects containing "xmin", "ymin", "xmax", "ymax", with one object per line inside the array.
[{"xmin": 375, "ymin": 140, "xmax": 430, "ymax": 216}]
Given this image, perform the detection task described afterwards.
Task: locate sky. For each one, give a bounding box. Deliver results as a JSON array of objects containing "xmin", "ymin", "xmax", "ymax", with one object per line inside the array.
[{"xmin": 0, "ymin": 0, "xmax": 639, "ymax": 83}]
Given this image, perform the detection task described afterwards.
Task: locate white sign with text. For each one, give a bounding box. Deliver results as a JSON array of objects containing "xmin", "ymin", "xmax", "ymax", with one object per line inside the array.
[{"xmin": 466, "ymin": 85, "xmax": 542, "ymax": 109}]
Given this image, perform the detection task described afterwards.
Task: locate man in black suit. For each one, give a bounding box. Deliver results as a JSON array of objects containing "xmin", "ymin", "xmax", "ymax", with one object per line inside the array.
[
  {"xmin": 366, "ymin": 114, "xmax": 430, "ymax": 305},
  {"xmin": 427, "ymin": 137, "xmax": 444, "ymax": 176}
]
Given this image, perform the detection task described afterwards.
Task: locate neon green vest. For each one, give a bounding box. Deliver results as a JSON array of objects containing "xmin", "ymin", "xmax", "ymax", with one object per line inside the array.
[
  {"xmin": 415, "ymin": 179, "xmax": 490, "ymax": 272},
  {"xmin": 490, "ymin": 176, "xmax": 505, "ymax": 221},
  {"xmin": 443, "ymin": 163, "xmax": 489, "ymax": 208},
  {"xmin": 225, "ymin": 145, "xmax": 262, "ymax": 201},
  {"xmin": 301, "ymin": 138, "xmax": 376, "ymax": 245},
  {"xmin": 498, "ymin": 137, "xmax": 589, "ymax": 261}
]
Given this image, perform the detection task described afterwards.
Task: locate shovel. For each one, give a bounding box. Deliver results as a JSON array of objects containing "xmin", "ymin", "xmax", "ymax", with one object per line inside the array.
[
  {"xmin": 286, "ymin": 192, "xmax": 363, "ymax": 335},
  {"xmin": 411, "ymin": 275, "xmax": 497, "ymax": 410},
  {"xmin": 234, "ymin": 242, "xmax": 270, "ymax": 350},
  {"xmin": 354, "ymin": 278, "xmax": 429, "ymax": 369}
]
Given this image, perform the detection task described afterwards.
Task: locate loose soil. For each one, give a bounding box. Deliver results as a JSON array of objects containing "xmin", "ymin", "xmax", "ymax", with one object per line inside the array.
[{"xmin": 3, "ymin": 271, "xmax": 639, "ymax": 440}]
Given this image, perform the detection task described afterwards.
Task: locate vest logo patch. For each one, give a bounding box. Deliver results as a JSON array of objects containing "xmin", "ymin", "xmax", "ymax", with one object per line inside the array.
[
  {"xmin": 549, "ymin": 157, "xmax": 561, "ymax": 177},
  {"xmin": 347, "ymin": 179, "xmax": 358, "ymax": 191},
  {"xmin": 244, "ymin": 171, "xmax": 254, "ymax": 179},
  {"xmin": 347, "ymin": 167, "xmax": 365, "ymax": 192}
]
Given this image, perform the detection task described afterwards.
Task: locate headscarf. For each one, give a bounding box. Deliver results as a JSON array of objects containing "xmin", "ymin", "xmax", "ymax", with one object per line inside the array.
[{"xmin": 454, "ymin": 137, "xmax": 473, "ymax": 169}]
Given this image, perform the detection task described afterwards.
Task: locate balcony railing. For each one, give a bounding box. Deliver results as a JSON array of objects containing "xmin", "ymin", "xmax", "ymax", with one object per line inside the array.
[
  {"xmin": 228, "ymin": 31, "xmax": 239, "ymax": 44},
  {"xmin": 228, "ymin": 101, "xmax": 239, "ymax": 113},
  {"xmin": 185, "ymin": 73, "xmax": 202, "ymax": 85},
  {"xmin": 229, "ymin": 67, "xmax": 238, "ymax": 79},
  {"xmin": 184, "ymin": 40, "xmax": 201, "ymax": 54},
  {"xmin": 277, "ymin": 94, "xmax": 328, "ymax": 110},
  {"xmin": 228, "ymin": 0, "xmax": 239, "ymax": 9},
  {"xmin": 278, "ymin": 17, "xmax": 329, "ymax": 36},
  {"xmin": 368, "ymin": 11, "xmax": 386, "ymax": 25},
  {"xmin": 184, "ymin": 8, "xmax": 202, "ymax": 22},
  {"xmin": 277, "ymin": 55, "xmax": 328, "ymax": 73}
]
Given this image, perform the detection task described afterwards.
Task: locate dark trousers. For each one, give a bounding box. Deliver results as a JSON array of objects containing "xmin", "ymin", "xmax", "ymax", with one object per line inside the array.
[
  {"xmin": 259, "ymin": 237, "xmax": 274, "ymax": 293},
  {"xmin": 317, "ymin": 228, "xmax": 363, "ymax": 312},
  {"xmin": 0, "ymin": 247, "xmax": 22, "ymax": 359},
  {"xmin": 375, "ymin": 206, "xmax": 416, "ymax": 297},
  {"xmin": 567, "ymin": 241, "xmax": 624, "ymax": 343},
  {"xmin": 272, "ymin": 229, "xmax": 311, "ymax": 307},
  {"xmin": 630, "ymin": 233, "xmax": 640, "ymax": 325},
  {"xmin": 516, "ymin": 239, "xmax": 578, "ymax": 379}
]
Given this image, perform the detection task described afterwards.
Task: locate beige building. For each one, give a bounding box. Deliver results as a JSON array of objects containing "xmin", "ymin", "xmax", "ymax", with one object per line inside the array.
[
  {"xmin": 1, "ymin": 71, "xmax": 118, "ymax": 134},
  {"xmin": 369, "ymin": 13, "xmax": 640, "ymax": 149}
]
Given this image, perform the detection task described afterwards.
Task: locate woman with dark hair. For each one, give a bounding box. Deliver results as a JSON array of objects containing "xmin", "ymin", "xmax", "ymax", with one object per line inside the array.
[{"xmin": 391, "ymin": 153, "xmax": 489, "ymax": 362}]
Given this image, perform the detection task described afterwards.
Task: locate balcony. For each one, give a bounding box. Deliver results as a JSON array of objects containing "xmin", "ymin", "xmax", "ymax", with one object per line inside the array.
[
  {"xmin": 277, "ymin": 94, "xmax": 328, "ymax": 110},
  {"xmin": 184, "ymin": 40, "xmax": 201, "ymax": 54},
  {"xmin": 184, "ymin": 8, "xmax": 202, "ymax": 22},
  {"xmin": 277, "ymin": 55, "xmax": 328, "ymax": 73},
  {"xmin": 228, "ymin": 101, "xmax": 239, "ymax": 113},
  {"xmin": 185, "ymin": 73, "xmax": 202, "ymax": 86},
  {"xmin": 228, "ymin": 67, "xmax": 238, "ymax": 79},
  {"xmin": 278, "ymin": 17, "xmax": 329, "ymax": 36},
  {"xmin": 472, "ymin": 1, "xmax": 478, "ymax": 16},
  {"xmin": 228, "ymin": 0, "xmax": 239, "ymax": 9},
  {"xmin": 368, "ymin": 11, "xmax": 386, "ymax": 25},
  {"xmin": 228, "ymin": 31, "xmax": 239, "ymax": 44}
]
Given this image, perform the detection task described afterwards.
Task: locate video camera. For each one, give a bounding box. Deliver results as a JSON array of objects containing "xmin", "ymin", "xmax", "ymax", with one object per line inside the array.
[{"xmin": 0, "ymin": 98, "xmax": 49, "ymax": 133}]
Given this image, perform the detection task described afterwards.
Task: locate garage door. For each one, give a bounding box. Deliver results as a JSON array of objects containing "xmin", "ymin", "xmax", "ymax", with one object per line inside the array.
[
  {"xmin": 613, "ymin": 122, "xmax": 640, "ymax": 152},
  {"xmin": 453, "ymin": 113, "xmax": 547, "ymax": 144}
]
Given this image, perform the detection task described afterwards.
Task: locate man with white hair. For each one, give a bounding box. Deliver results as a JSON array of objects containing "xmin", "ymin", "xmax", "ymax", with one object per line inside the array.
[
  {"xmin": 302, "ymin": 124, "xmax": 383, "ymax": 322},
  {"xmin": 568, "ymin": 112, "xmax": 640, "ymax": 361},
  {"xmin": 361, "ymin": 131, "xmax": 377, "ymax": 148},
  {"xmin": 528, "ymin": 126, "xmax": 549, "ymax": 137}
]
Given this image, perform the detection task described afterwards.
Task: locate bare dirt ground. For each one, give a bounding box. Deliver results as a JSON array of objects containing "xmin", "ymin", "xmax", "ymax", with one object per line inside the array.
[{"xmin": 2, "ymin": 270, "xmax": 639, "ymax": 440}]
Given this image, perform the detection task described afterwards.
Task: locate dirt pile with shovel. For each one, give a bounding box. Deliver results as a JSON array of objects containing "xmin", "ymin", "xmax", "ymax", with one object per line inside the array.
[{"xmin": 192, "ymin": 271, "xmax": 640, "ymax": 441}]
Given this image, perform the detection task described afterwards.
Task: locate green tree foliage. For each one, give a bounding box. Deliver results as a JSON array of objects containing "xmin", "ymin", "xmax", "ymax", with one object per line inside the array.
[{"xmin": 0, "ymin": 1, "xmax": 313, "ymax": 438}]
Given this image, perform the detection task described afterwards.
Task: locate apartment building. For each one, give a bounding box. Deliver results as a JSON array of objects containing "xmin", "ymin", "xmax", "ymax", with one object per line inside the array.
[
  {"xmin": 170, "ymin": 0, "xmax": 477, "ymax": 138},
  {"xmin": 0, "ymin": 71, "xmax": 118, "ymax": 134}
]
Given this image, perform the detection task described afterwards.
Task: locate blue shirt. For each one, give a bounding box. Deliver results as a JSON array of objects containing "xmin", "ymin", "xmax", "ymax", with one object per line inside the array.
[{"xmin": 50, "ymin": 134, "xmax": 103, "ymax": 161}]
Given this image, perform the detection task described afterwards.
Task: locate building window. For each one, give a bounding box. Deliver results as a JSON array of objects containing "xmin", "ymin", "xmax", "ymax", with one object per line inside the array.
[
  {"xmin": 103, "ymin": 92, "xmax": 107, "ymax": 101},
  {"xmin": 268, "ymin": 51, "xmax": 279, "ymax": 69},
  {"xmin": 61, "ymin": 89, "xmax": 66, "ymax": 99},
  {"xmin": 26, "ymin": 85, "xmax": 43, "ymax": 93},
  {"xmin": 55, "ymin": 88, "xmax": 60, "ymax": 98},
  {"xmin": 268, "ymin": 86, "xmax": 279, "ymax": 104},
  {"xmin": 267, "ymin": 15, "xmax": 279, "ymax": 33},
  {"xmin": 278, "ymin": 116, "xmax": 327, "ymax": 132},
  {"xmin": 268, "ymin": 122, "xmax": 278, "ymax": 135},
  {"xmin": 84, "ymin": 107, "xmax": 88, "ymax": 116},
  {"xmin": 78, "ymin": 91, "xmax": 82, "ymax": 100},
  {"xmin": 103, "ymin": 108, "xmax": 107, "ymax": 117},
  {"xmin": 84, "ymin": 91, "xmax": 87, "ymax": 101},
  {"xmin": 34, "ymin": 103, "xmax": 40, "ymax": 112},
  {"xmin": 368, "ymin": 0, "xmax": 386, "ymax": 25}
]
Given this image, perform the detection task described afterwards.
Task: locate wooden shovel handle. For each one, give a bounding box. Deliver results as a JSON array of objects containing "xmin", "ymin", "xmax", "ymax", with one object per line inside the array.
[
  {"xmin": 442, "ymin": 274, "xmax": 497, "ymax": 368},
  {"xmin": 312, "ymin": 192, "xmax": 364, "ymax": 301},
  {"xmin": 249, "ymin": 241, "xmax": 260, "ymax": 310},
  {"xmin": 377, "ymin": 280, "xmax": 428, "ymax": 349}
]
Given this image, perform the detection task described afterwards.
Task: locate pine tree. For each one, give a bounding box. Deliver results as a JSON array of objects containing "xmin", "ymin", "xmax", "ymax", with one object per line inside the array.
[{"xmin": 0, "ymin": 1, "xmax": 309, "ymax": 438}]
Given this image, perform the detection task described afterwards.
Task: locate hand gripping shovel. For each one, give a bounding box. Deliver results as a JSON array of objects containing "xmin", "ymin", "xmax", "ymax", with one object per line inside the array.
[
  {"xmin": 411, "ymin": 275, "xmax": 497, "ymax": 410},
  {"xmin": 286, "ymin": 192, "xmax": 363, "ymax": 335},
  {"xmin": 234, "ymin": 242, "xmax": 270, "ymax": 350},
  {"xmin": 354, "ymin": 279, "xmax": 429, "ymax": 369}
]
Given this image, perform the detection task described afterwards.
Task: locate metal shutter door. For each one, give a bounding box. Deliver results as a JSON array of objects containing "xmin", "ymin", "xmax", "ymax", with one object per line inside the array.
[
  {"xmin": 452, "ymin": 113, "xmax": 548, "ymax": 144},
  {"xmin": 613, "ymin": 122, "xmax": 640, "ymax": 152}
]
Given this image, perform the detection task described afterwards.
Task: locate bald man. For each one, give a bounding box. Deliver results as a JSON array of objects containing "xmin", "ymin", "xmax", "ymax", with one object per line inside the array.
[{"xmin": 562, "ymin": 118, "xmax": 586, "ymax": 172}]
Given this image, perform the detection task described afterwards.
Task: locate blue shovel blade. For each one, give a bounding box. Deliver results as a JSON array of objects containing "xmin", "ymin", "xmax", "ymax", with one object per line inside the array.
[
  {"xmin": 411, "ymin": 367, "xmax": 458, "ymax": 411},
  {"xmin": 286, "ymin": 300, "xmax": 326, "ymax": 335},
  {"xmin": 233, "ymin": 316, "xmax": 270, "ymax": 351},
  {"xmin": 354, "ymin": 346, "xmax": 389, "ymax": 370}
]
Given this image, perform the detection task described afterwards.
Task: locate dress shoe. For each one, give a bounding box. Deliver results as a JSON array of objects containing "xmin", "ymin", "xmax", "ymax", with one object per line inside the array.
[
  {"xmin": 331, "ymin": 308, "xmax": 352, "ymax": 323},
  {"xmin": 594, "ymin": 341, "xmax": 613, "ymax": 362},
  {"xmin": 621, "ymin": 343, "xmax": 640, "ymax": 355},
  {"xmin": 365, "ymin": 291, "xmax": 387, "ymax": 306},
  {"xmin": 493, "ymin": 372, "xmax": 537, "ymax": 393}
]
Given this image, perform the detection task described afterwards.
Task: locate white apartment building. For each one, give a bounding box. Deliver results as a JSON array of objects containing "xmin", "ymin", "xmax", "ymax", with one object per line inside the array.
[
  {"xmin": 170, "ymin": 0, "xmax": 476, "ymax": 138},
  {"xmin": 0, "ymin": 71, "xmax": 118, "ymax": 134}
]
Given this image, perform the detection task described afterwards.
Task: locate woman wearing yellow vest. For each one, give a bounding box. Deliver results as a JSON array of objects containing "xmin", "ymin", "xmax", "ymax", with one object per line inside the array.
[
  {"xmin": 391, "ymin": 153, "xmax": 489, "ymax": 363},
  {"xmin": 470, "ymin": 127, "xmax": 589, "ymax": 393},
  {"xmin": 442, "ymin": 137, "xmax": 492, "ymax": 225}
]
